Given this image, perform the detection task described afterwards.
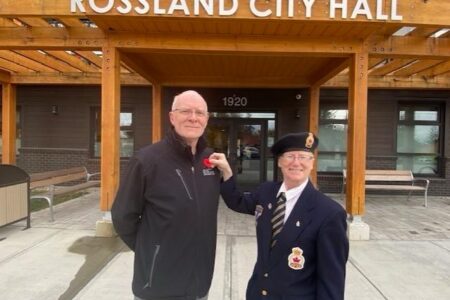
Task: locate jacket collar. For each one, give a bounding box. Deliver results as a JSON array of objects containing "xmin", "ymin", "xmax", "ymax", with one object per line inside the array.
[{"xmin": 165, "ymin": 127, "xmax": 208, "ymax": 161}]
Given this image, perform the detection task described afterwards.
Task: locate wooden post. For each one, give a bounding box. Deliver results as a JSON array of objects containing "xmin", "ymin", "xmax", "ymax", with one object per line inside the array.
[
  {"xmin": 308, "ymin": 85, "xmax": 320, "ymax": 186},
  {"xmin": 347, "ymin": 52, "xmax": 369, "ymax": 216},
  {"xmin": 152, "ymin": 83, "xmax": 162, "ymax": 142},
  {"xmin": 100, "ymin": 46, "xmax": 120, "ymax": 211},
  {"xmin": 2, "ymin": 83, "xmax": 16, "ymax": 165}
]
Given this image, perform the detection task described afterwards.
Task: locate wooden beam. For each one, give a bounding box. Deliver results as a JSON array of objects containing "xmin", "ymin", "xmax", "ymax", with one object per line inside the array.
[
  {"xmin": 368, "ymin": 58, "xmax": 385, "ymax": 69},
  {"xmin": 1, "ymin": 0, "xmax": 449, "ymax": 26},
  {"xmin": 0, "ymin": 69, "xmax": 11, "ymax": 83},
  {"xmin": 368, "ymin": 35, "xmax": 450, "ymax": 59},
  {"xmin": 415, "ymin": 60, "xmax": 450, "ymax": 77},
  {"xmin": 5, "ymin": 69, "xmax": 449, "ymax": 89},
  {"xmin": 310, "ymin": 58, "xmax": 349, "ymax": 86},
  {"xmin": 392, "ymin": 59, "xmax": 443, "ymax": 77},
  {"xmin": 45, "ymin": 50, "xmax": 100, "ymax": 72},
  {"xmin": 75, "ymin": 50, "xmax": 103, "ymax": 68},
  {"xmin": 0, "ymin": 57, "xmax": 34, "ymax": 73},
  {"xmin": 57, "ymin": 17, "xmax": 84, "ymax": 28},
  {"xmin": 14, "ymin": 50, "xmax": 82, "ymax": 73},
  {"xmin": 10, "ymin": 72, "xmax": 148, "ymax": 85},
  {"xmin": 112, "ymin": 33, "xmax": 362, "ymax": 56},
  {"xmin": 409, "ymin": 27, "xmax": 442, "ymax": 38},
  {"xmin": 346, "ymin": 52, "xmax": 368, "ymax": 216},
  {"xmin": 155, "ymin": 74, "xmax": 311, "ymax": 88},
  {"xmin": 0, "ymin": 50, "xmax": 56, "ymax": 72},
  {"xmin": 0, "ymin": 17, "xmax": 16, "ymax": 27},
  {"xmin": 308, "ymin": 85, "xmax": 320, "ymax": 186},
  {"xmin": 114, "ymin": 33, "xmax": 448, "ymax": 58},
  {"xmin": 100, "ymin": 46, "xmax": 121, "ymax": 211},
  {"xmin": 120, "ymin": 52, "xmax": 161, "ymax": 83},
  {"xmin": 78, "ymin": 50, "xmax": 133, "ymax": 74},
  {"xmin": 0, "ymin": 26, "xmax": 447, "ymax": 59},
  {"xmin": 1, "ymin": 83, "xmax": 16, "ymax": 164},
  {"xmin": 369, "ymin": 58, "xmax": 416, "ymax": 76},
  {"xmin": 17, "ymin": 17, "xmax": 51, "ymax": 27},
  {"xmin": 0, "ymin": 27, "xmax": 104, "ymax": 50},
  {"xmin": 152, "ymin": 83, "xmax": 162, "ymax": 143},
  {"xmin": 324, "ymin": 73, "xmax": 450, "ymax": 89}
]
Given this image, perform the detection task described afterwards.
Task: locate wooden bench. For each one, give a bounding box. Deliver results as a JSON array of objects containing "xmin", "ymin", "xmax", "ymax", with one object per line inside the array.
[
  {"xmin": 30, "ymin": 167, "xmax": 100, "ymax": 221},
  {"xmin": 342, "ymin": 169, "xmax": 430, "ymax": 207}
]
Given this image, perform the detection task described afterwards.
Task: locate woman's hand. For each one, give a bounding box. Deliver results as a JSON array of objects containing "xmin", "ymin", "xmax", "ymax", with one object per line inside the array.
[{"xmin": 208, "ymin": 152, "xmax": 233, "ymax": 181}]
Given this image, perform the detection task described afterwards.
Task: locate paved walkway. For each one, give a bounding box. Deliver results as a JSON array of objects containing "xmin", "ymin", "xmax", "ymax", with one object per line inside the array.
[{"xmin": 0, "ymin": 189, "xmax": 449, "ymax": 300}]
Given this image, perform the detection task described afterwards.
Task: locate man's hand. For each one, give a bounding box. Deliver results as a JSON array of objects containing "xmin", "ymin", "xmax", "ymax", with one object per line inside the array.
[{"xmin": 208, "ymin": 153, "xmax": 233, "ymax": 181}]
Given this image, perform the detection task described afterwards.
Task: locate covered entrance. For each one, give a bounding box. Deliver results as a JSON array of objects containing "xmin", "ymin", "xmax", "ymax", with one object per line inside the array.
[{"xmin": 206, "ymin": 112, "xmax": 275, "ymax": 190}]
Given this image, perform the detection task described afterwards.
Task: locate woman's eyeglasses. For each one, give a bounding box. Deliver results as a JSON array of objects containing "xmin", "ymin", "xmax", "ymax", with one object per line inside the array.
[{"xmin": 282, "ymin": 154, "xmax": 314, "ymax": 162}]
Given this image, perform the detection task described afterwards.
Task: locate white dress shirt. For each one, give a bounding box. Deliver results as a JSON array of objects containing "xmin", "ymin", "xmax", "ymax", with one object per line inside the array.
[{"xmin": 277, "ymin": 179, "xmax": 309, "ymax": 223}]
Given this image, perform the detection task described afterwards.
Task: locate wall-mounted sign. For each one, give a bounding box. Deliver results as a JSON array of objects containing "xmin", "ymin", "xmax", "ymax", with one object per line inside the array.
[
  {"xmin": 223, "ymin": 95, "xmax": 248, "ymax": 107},
  {"xmin": 71, "ymin": 0, "xmax": 403, "ymax": 21}
]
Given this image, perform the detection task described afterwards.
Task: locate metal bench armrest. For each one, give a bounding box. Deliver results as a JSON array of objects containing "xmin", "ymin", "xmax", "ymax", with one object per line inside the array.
[
  {"xmin": 87, "ymin": 172, "xmax": 101, "ymax": 181},
  {"xmin": 412, "ymin": 178, "xmax": 430, "ymax": 189}
]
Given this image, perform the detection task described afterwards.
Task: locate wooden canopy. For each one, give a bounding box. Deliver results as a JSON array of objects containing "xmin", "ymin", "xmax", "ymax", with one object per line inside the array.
[{"xmin": 0, "ymin": 0, "xmax": 448, "ymax": 88}]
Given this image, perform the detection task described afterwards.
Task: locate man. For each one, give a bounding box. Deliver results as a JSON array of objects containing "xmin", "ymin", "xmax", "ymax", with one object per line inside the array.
[
  {"xmin": 210, "ymin": 132, "xmax": 349, "ymax": 300},
  {"xmin": 112, "ymin": 90, "xmax": 221, "ymax": 300}
]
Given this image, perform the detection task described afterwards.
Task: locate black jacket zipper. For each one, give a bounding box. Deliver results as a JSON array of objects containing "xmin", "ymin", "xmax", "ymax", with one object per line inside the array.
[
  {"xmin": 143, "ymin": 244, "xmax": 160, "ymax": 289},
  {"xmin": 176, "ymin": 168, "xmax": 193, "ymax": 200}
]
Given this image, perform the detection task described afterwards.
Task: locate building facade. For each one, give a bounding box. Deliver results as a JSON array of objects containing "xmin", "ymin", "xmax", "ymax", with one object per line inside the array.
[{"xmin": 3, "ymin": 85, "xmax": 449, "ymax": 195}]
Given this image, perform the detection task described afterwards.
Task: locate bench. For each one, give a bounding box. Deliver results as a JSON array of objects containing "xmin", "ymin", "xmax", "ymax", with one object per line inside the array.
[
  {"xmin": 30, "ymin": 167, "xmax": 100, "ymax": 221},
  {"xmin": 342, "ymin": 169, "xmax": 430, "ymax": 207}
]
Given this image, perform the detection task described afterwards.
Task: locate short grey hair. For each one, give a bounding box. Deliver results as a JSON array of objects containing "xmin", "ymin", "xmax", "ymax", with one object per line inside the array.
[{"xmin": 171, "ymin": 90, "xmax": 207, "ymax": 111}]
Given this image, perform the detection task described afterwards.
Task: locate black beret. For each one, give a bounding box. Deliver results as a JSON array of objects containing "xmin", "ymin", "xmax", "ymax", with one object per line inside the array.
[{"xmin": 271, "ymin": 132, "xmax": 319, "ymax": 156}]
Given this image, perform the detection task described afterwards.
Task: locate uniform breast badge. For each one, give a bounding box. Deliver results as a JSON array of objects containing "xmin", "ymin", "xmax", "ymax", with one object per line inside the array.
[{"xmin": 288, "ymin": 247, "xmax": 305, "ymax": 270}]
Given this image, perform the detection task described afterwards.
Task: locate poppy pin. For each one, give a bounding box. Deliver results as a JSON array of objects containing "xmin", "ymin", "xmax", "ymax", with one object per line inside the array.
[{"xmin": 203, "ymin": 158, "xmax": 213, "ymax": 169}]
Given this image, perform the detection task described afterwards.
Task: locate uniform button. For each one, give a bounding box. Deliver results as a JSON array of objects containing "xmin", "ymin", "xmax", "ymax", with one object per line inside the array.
[
  {"xmin": 264, "ymin": 273, "xmax": 269, "ymax": 278},
  {"xmin": 261, "ymin": 289, "xmax": 268, "ymax": 296}
]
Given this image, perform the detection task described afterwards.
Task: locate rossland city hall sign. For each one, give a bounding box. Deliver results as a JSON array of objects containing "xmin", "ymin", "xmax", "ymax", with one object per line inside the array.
[{"xmin": 70, "ymin": 0, "xmax": 403, "ymax": 20}]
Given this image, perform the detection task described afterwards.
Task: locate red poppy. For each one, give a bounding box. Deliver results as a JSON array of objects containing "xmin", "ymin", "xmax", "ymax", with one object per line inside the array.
[{"xmin": 203, "ymin": 158, "xmax": 212, "ymax": 169}]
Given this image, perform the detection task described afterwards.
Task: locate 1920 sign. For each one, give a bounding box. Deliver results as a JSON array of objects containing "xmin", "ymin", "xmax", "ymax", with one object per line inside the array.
[{"xmin": 223, "ymin": 95, "xmax": 248, "ymax": 107}]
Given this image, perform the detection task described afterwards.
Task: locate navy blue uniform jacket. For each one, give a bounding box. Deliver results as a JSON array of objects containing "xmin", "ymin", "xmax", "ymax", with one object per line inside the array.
[{"xmin": 221, "ymin": 177, "xmax": 349, "ymax": 300}]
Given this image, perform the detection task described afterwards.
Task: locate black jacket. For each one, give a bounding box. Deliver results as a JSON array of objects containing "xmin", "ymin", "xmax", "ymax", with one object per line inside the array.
[{"xmin": 112, "ymin": 130, "xmax": 221, "ymax": 300}]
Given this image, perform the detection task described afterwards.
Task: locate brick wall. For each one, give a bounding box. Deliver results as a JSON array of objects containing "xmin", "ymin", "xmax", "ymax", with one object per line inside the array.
[{"xmin": 18, "ymin": 147, "xmax": 89, "ymax": 173}]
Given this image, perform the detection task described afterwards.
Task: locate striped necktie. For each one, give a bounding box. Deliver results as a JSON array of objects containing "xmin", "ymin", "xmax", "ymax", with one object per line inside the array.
[{"xmin": 271, "ymin": 192, "xmax": 286, "ymax": 248}]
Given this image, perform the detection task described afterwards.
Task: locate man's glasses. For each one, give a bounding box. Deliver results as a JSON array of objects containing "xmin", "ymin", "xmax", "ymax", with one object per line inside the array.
[
  {"xmin": 282, "ymin": 154, "xmax": 314, "ymax": 162},
  {"xmin": 172, "ymin": 108, "xmax": 208, "ymax": 118}
]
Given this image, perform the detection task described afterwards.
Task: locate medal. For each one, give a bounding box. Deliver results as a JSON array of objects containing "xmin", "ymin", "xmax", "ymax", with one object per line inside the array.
[{"xmin": 255, "ymin": 205, "xmax": 263, "ymax": 220}]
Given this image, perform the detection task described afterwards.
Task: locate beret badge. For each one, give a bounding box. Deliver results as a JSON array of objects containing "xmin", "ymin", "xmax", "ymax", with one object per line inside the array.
[{"xmin": 305, "ymin": 133, "xmax": 314, "ymax": 149}]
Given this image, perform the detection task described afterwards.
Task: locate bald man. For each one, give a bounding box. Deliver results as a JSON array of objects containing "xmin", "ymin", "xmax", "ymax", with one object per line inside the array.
[{"xmin": 112, "ymin": 90, "xmax": 221, "ymax": 300}]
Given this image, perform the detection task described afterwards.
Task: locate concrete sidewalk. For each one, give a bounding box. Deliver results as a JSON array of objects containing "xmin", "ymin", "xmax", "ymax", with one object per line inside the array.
[{"xmin": 0, "ymin": 189, "xmax": 449, "ymax": 299}]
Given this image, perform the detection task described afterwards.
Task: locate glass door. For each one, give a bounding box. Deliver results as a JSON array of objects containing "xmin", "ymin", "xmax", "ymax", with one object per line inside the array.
[
  {"xmin": 206, "ymin": 118, "xmax": 267, "ymax": 191},
  {"xmin": 235, "ymin": 121, "xmax": 264, "ymax": 190}
]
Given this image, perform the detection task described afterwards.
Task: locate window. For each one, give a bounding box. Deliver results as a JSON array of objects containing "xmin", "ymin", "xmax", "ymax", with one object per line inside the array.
[
  {"xmin": 0, "ymin": 107, "xmax": 21, "ymax": 155},
  {"xmin": 318, "ymin": 106, "xmax": 348, "ymax": 172},
  {"xmin": 397, "ymin": 105, "xmax": 442, "ymax": 175},
  {"xmin": 91, "ymin": 108, "xmax": 135, "ymax": 158}
]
